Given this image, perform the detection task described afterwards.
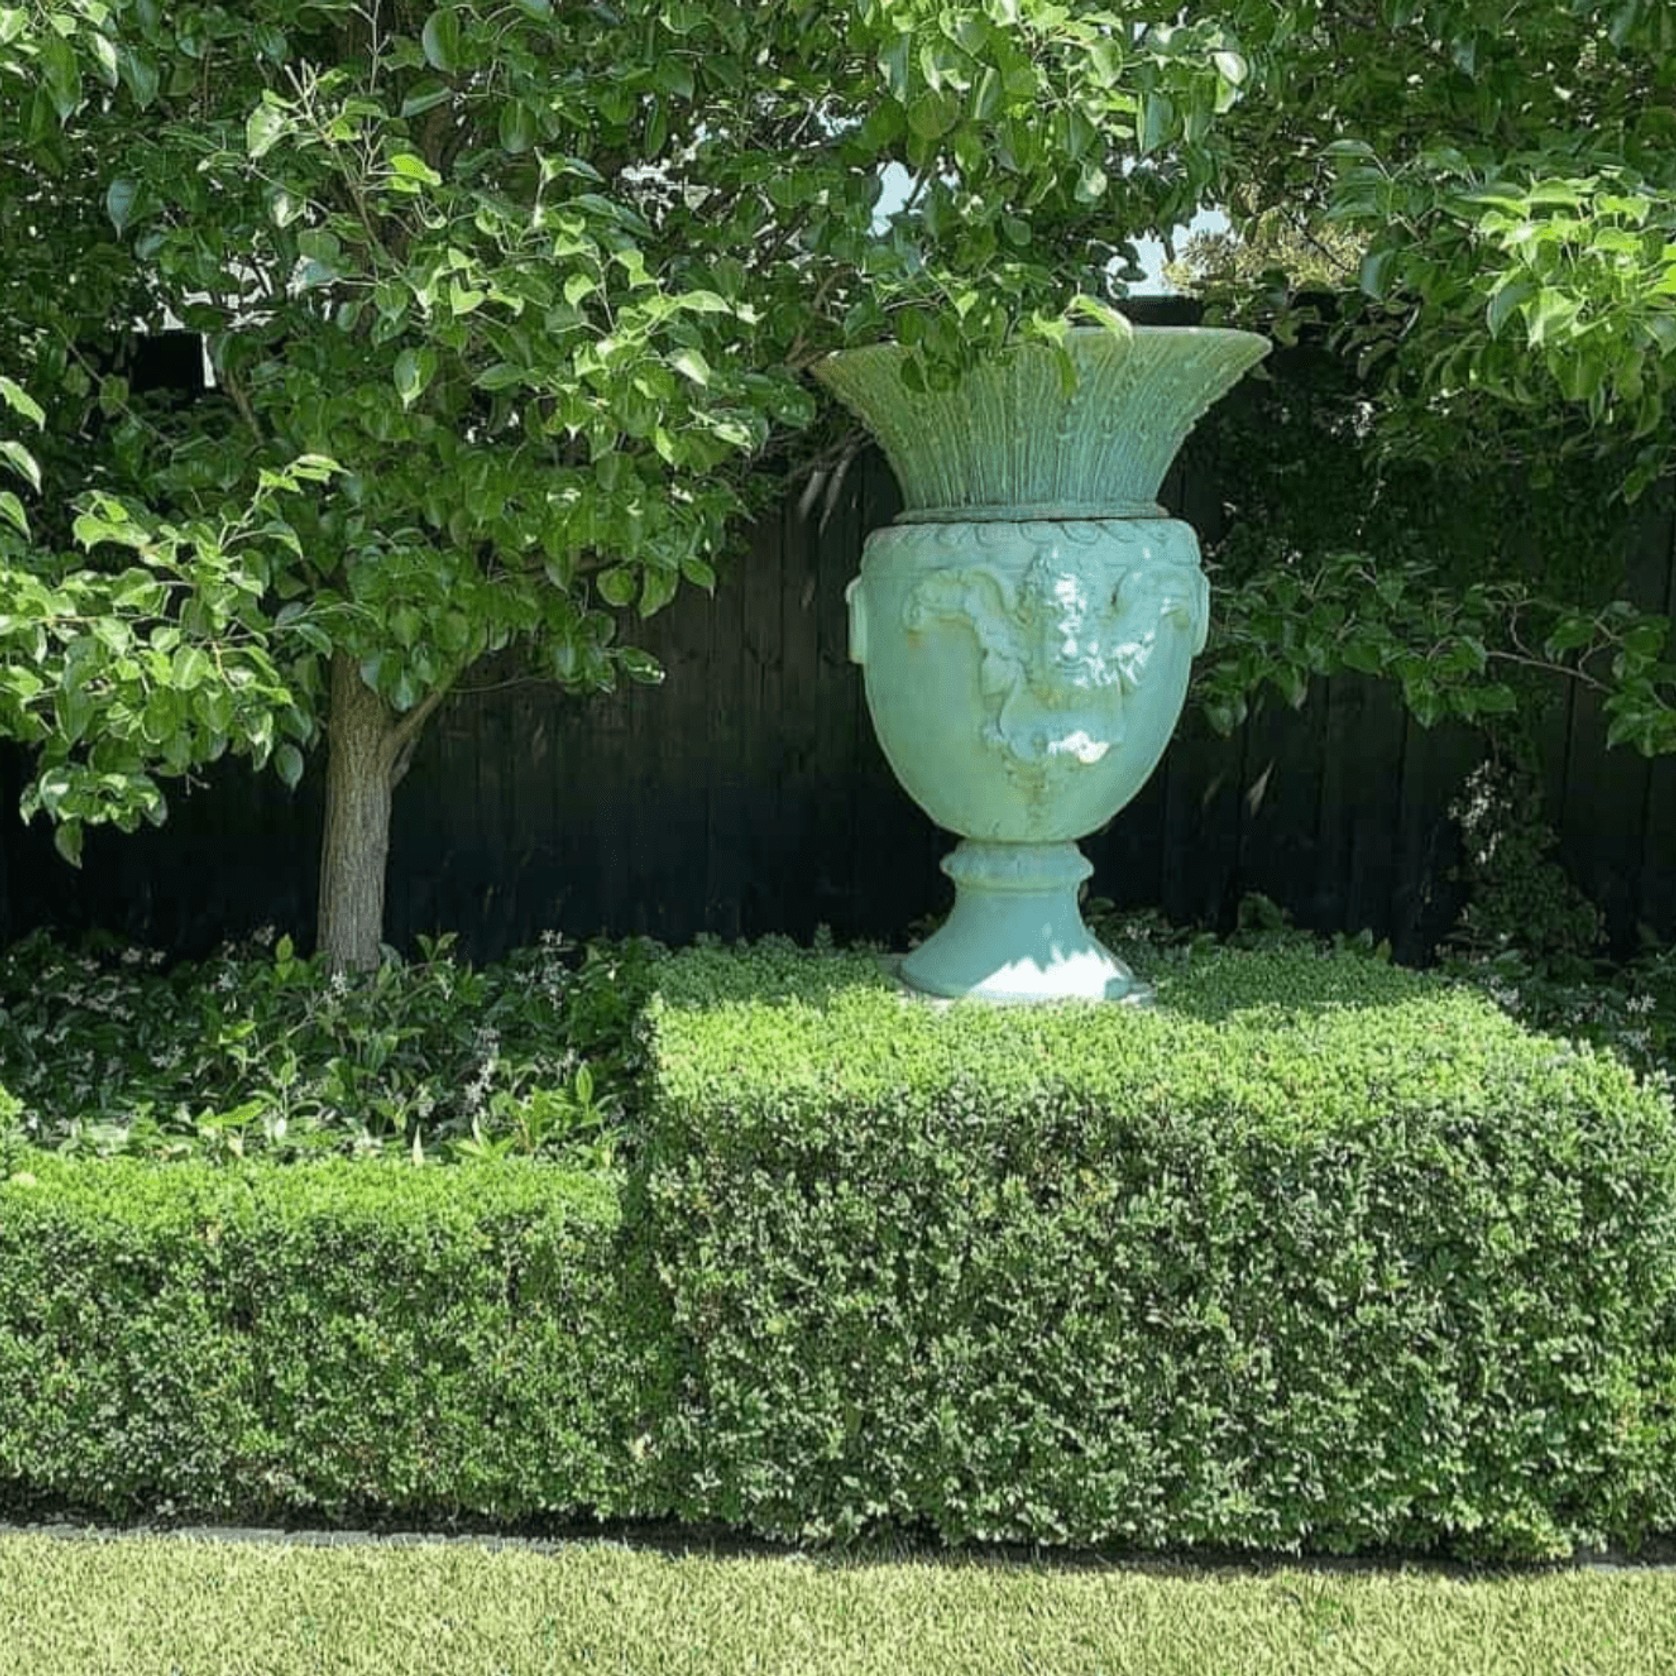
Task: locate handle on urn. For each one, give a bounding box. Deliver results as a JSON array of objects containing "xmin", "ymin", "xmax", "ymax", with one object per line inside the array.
[{"xmin": 846, "ymin": 575, "xmax": 867, "ymax": 665}]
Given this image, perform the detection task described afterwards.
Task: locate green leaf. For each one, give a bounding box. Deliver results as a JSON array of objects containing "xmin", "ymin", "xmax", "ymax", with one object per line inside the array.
[
  {"xmin": 639, "ymin": 565, "xmax": 678, "ymax": 617},
  {"xmin": 1358, "ymin": 247, "xmax": 1396, "ymax": 299},
  {"xmin": 907, "ymin": 89, "xmax": 960, "ymax": 141},
  {"xmin": 969, "ymin": 65, "xmax": 1001, "ymax": 121},
  {"xmin": 172, "ymin": 646, "xmax": 210, "ymax": 690},
  {"xmin": 1544, "ymin": 617, "xmax": 1597, "ymax": 657},
  {"xmin": 400, "ymin": 84, "xmax": 453, "ymax": 117},
  {"xmin": 596, "ymin": 565, "xmax": 637, "ymax": 607},
  {"xmin": 678, "ymin": 290, "xmax": 731, "ymax": 315},
  {"xmin": 1065, "ymin": 296, "xmax": 1134, "ymax": 341},
  {"xmin": 274, "ymin": 743, "xmax": 305, "ymax": 789},
  {"xmin": 0, "ymin": 490, "xmax": 28, "ymax": 538},
  {"xmin": 421, "ymin": 9, "xmax": 462, "ymax": 73},
  {"xmin": 1074, "ymin": 160, "xmax": 1108, "ymax": 204},
  {"xmin": 0, "ymin": 378, "xmax": 45, "ymax": 428},
  {"xmin": 0, "ymin": 439, "xmax": 41, "ymax": 492},
  {"xmin": 1523, "ymin": 288, "xmax": 1579, "ymax": 346},
  {"xmin": 38, "ymin": 32, "xmax": 79, "ymax": 120},
  {"xmin": 394, "ymin": 348, "xmax": 437, "ymax": 408},
  {"xmin": 105, "ymin": 177, "xmax": 139, "ymax": 235},
  {"xmin": 670, "ymin": 347, "xmax": 711, "ymax": 386},
  {"xmin": 296, "ymin": 228, "xmax": 341, "ymax": 264},
  {"xmin": 87, "ymin": 29, "xmax": 119, "ymax": 87},
  {"xmin": 1212, "ymin": 49, "xmax": 1248, "ymax": 86},
  {"xmin": 119, "ymin": 46, "xmax": 160, "ymax": 108},
  {"xmin": 390, "ymin": 605, "xmax": 423, "ymax": 648},
  {"xmin": 246, "ymin": 99, "xmax": 288, "ymax": 158},
  {"xmin": 1138, "ymin": 92, "xmax": 1174, "ymax": 156},
  {"xmin": 449, "ymin": 277, "xmax": 486, "ymax": 315},
  {"xmin": 388, "ymin": 151, "xmax": 443, "ymax": 186},
  {"xmin": 499, "ymin": 101, "xmax": 536, "ymax": 154},
  {"xmin": 1087, "ymin": 39, "xmax": 1122, "ymax": 86},
  {"xmin": 877, "ymin": 33, "xmax": 911, "ymax": 98},
  {"xmin": 1485, "ymin": 277, "xmax": 1533, "ymax": 339},
  {"xmin": 53, "ymin": 820, "xmax": 84, "ymax": 867},
  {"xmin": 619, "ymin": 646, "xmax": 664, "ymax": 683}
]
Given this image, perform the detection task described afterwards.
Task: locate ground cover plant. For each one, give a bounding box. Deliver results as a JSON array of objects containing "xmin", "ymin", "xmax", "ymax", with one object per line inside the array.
[
  {"xmin": 1437, "ymin": 755, "xmax": 1676, "ymax": 1095},
  {"xmin": 0, "ymin": 927, "xmax": 658, "ymax": 1165},
  {"xmin": 5, "ymin": 1533, "xmax": 1676, "ymax": 1676}
]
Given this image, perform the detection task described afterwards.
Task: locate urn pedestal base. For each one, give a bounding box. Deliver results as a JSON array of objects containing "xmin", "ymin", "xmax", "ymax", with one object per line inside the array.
[{"xmin": 900, "ymin": 840, "xmax": 1151, "ymax": 1005}]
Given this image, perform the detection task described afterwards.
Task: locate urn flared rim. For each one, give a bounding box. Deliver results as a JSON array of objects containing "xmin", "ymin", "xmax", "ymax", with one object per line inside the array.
[{"xmin": 813, "ymin": 323, "xmax": 1270, "ymax": 520}]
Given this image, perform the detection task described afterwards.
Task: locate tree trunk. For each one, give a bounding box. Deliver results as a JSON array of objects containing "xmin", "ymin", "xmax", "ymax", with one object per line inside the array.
[{"xmin": 317, "ymin": 651, "xmax": 397, "ymax": 973}]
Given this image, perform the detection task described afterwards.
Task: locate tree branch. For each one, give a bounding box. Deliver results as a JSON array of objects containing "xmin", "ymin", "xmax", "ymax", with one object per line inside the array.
[
  {"xmin": 219, "ymin": 362, "xmax": 264, "ymax": 440},
  {"xmin": 381, "ymin": 681, "xmax": 452, "ymax": 786}
]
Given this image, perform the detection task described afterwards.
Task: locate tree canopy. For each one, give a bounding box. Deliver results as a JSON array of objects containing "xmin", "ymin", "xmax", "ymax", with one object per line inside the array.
[{"xmin": 1, "ymin": 1, "xmax": 1673, "ymax": 964}]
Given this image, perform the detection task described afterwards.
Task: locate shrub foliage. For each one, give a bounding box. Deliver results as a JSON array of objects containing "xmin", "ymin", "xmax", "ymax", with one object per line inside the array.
[
  {"xmin": 0, "ymin": 1157, "xmax": 647, "ymax": 1522},
  {"xmin": 3, "ymin": 940, "xmax": 1676, "ymax": 1557},
  {"xmin": 638, "ymin": 942, "xmax": 1676, "ymax": 1557},
  {"xmin": 0, "ymin": 930, "xmax": 658, "ymax": 1165}
]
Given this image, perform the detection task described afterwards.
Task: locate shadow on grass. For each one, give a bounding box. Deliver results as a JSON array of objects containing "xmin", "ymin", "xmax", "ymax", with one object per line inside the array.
[{"xmin": 8, "ymin": 1511, "xmax": 1676, "ymax": 1579}]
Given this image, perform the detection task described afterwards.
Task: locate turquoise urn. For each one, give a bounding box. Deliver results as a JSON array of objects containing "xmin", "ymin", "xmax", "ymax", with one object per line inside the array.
[{"xmin": 814, "ymin": 323, "xmax": 1270, "ymax": 1002}]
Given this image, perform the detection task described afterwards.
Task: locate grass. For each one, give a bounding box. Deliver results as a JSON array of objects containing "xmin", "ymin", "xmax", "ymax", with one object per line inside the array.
[{"xmin": 2, "ymin": 1534, "xmax": 1674, "ymax": 1675}]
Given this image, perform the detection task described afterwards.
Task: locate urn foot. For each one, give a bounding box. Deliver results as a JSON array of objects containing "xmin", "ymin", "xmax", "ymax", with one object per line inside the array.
[{"xmin": 900, "ymin": 840, "xmax": 1150, "ymax": 1004}]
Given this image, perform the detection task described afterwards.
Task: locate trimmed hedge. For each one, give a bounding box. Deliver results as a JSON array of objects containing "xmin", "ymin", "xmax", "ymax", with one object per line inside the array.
[
  {"xmin": 4, "ymin": 941, "xmax": 1676, "ymax": 1558},
  {"xmin": 639, "ymin": 943, "xmax": 1676, "ymax": 1557},
  {"xmin": 0, "ymin": 1158, "xmax": 655, "ymax": 1522}
]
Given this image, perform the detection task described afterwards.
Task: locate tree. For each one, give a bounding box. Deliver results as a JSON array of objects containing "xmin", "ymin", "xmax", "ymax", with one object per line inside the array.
[
  {"xmin": 0, "ymin": 0, "xmax": 1257, "ymax": 968},
  {"xmin": 1205, "ymin": 0, "xmax": 1676, "ymax": 489},
  {"xmin": 3, "ymin": 3, "xmax": 1673, "ymax": 968},
  {"xmin": 1172, "ymin": 2, "xmax": 1676, "ymax": 756}
]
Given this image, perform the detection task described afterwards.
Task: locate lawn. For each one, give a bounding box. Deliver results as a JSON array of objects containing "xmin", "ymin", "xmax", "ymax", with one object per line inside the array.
[{"xmin": 2, "ymin": 1532, "xmax": 1673, "ymax": 1676}]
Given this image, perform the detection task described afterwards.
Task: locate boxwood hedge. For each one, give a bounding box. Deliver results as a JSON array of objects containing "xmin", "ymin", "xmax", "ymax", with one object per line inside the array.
[
  {"xmin": 637, "ymin": 942, "xmax": 1676, "ymax": 1558},
  {"xmin": 0, "ymin": 1158, "xmax": 658, "ymax": 1523},
  {"xmin": 3, "ymin": 941, "xmax": 1676, "ymax": 1558}
]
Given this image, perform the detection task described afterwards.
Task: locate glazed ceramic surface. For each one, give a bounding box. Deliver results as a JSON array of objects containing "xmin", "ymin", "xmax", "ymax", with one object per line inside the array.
[
  {"xmin": 848, "ymin": 516, "xmax": 1207, "ymax": 843},
  {"xmin": 815, "ymin": 325, "xmax": 1269, "ymax": 1002}
]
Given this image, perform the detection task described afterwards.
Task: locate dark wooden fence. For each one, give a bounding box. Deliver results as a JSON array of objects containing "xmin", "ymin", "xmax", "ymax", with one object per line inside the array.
[{"xmin": 2, "ymin": 393, "xmax": 1674, "ymax": 967}]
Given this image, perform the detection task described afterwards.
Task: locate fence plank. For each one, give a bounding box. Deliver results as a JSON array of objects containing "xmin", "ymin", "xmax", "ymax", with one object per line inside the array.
[
  {"xmin": 1559, "ymin": 493, "xmax": 1674, "ymax": 946},
  {"xmin": 1636, "ymin": 509, "xmax": 1676, "ymax": 941},
  {"xmin": 1233, "ymin": 681, "xmax": 1331, "ymax": 931},
  {"xmin": 1156, "ymin": 707, "xmax": 1246, "ymax": 931},
  {"xmin": 1389, "ymin": 712, "xmax": 1482, "ymax": 961}
]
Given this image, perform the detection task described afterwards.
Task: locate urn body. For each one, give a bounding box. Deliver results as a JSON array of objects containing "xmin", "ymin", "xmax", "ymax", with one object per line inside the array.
[
  {"xmin": 814, "ymin": 324, "xmax": 1269, "ymax": 1001},
  {"xmin": 848, "ymin": 516, "xmax": 1207, "ymax": 845}
]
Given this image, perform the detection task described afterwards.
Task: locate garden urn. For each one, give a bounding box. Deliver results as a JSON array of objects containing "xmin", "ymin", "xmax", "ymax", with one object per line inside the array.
[{"xmin": 814, "ymin": 321, "xmax": 1269, "ymax": 1002}]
